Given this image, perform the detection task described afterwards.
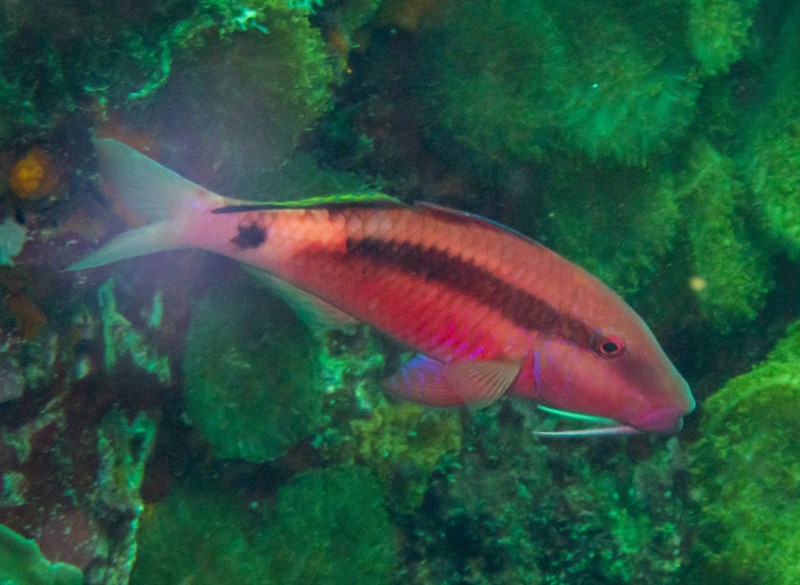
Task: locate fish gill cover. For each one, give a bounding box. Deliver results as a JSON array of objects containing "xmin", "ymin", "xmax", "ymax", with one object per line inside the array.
[{"xmin": 0, "ymin": 1, "xmax": 798, "ymax": 584}]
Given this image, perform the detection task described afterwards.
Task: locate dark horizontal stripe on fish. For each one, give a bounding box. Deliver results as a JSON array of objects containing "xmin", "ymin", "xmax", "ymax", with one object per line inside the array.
[{"xmin": 345, "ymin": 237, "xmax": 596, "ymax": 347}]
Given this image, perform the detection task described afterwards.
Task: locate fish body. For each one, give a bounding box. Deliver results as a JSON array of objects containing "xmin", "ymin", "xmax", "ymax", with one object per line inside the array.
[{"xmin": 72, "ymin": 139, "xmax": 695, "ymax": 434}]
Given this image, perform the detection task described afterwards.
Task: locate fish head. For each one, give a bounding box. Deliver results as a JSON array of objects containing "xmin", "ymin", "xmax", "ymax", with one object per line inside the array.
[{"xmin": 530, "ymin": 288, "xmax": 695, "ymax": 434}]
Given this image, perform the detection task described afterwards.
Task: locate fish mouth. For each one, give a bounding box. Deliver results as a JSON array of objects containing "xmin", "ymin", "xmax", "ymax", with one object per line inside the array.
[
  {"xmin": 533, "ymin": 405, "xmax": 642, "ymax": 438},
  {"xmin": 533, "ymin": 404, "xmax": 688, "ymax": 438},
  {"xmin": 630, "ymin": 406, "xmax": 687, "ymax": 433}
]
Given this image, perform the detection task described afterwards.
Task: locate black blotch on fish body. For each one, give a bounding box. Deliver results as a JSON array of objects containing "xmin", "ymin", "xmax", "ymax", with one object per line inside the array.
[
  {"xmin": 345, "ymin": 236, "xmax": 596, "ymax": 348},
  {"xmin": 232, "ymin": 223, "xmax": 267, "ymax": 249}
]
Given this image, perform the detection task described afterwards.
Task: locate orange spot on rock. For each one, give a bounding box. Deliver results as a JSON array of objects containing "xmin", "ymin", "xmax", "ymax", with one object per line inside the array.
[{"xmin": 10, "ymin": 147, "xmax": 60, "ymax": 201}]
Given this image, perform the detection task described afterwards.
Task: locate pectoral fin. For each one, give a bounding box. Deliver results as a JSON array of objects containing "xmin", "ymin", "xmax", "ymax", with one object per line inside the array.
[{"xmin": 384, "ymin": 355, "xmax": 521, "ymax": 408}]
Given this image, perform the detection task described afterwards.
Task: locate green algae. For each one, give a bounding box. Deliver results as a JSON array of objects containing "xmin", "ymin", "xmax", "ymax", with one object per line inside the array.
[
  {"xmin": 533, "ymin": 157, "xmax": 680, "ymax": 297},
  {"xmin": 130, "ymin": 475, "xmax": 270, "ymax": 585},
  {"xmin": 689, "ymin": 320, "xmax": 800, "ymax": 585},
  {"xmin": 183, "ymin": 277, "xmax": 325, "ymax": 462},
  {"xmin": 130, "ymin": 466, "xmax": 398, "ymax": 585},
  {"xmin": 422, "ymin": 0, "xmax": 699, "ymax": 166},
  {"xmin": 688, "ymin": 0, "xmax": 758, "ymax": 76},
  {"xmin": 0, "ymin": 525, "xmax": 83, "ymax": 585},
  {"xmin": 678, "ymin": 140, "xmax": 773, "ymax": 330},
  {"xmin": 263, "ymin": 466, "xmax": 399, "ymax": 584}
]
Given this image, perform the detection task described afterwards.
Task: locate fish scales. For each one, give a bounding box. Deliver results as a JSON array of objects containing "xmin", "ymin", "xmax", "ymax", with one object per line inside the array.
[{"xmin": 232, "ymin": 205, "xmax": 587, "ymax": 364}]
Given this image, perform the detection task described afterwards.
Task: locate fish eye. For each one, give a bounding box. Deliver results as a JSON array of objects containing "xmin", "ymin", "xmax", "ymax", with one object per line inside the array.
[{"xmin": 594, "ymin": 334, "xmax": 626, "ymax": 358}]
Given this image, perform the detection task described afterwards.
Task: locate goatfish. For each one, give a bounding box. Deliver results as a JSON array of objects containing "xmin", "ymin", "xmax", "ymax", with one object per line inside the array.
[{"xmin": 70, "ymin": 139, "xmax": 695, "ymax": 436}]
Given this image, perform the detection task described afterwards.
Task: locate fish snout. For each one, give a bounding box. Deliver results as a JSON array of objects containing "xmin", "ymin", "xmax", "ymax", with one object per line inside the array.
[{"xmin": 632, "ymin": 386, "xmax": 695, "ymax": 433}]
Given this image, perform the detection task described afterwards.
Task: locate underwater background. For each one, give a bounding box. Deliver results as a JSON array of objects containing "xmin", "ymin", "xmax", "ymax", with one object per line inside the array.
[{"xmin": 0, "ymin": 0, "xmax": 799, "ymax": 583}]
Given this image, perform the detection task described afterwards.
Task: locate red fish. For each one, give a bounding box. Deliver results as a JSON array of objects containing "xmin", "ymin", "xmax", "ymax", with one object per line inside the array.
[{"xmin": 71, "ymin": 139, "xmax": 695, "ymax": 436}]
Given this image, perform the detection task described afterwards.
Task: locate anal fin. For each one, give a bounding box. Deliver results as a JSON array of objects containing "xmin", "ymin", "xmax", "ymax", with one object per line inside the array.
[{"xmin": 245, "ymin": 267, "xmax": 359, "ymax": 330}]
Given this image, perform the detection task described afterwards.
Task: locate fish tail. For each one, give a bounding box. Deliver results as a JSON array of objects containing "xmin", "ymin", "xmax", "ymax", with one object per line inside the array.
[{"xmin": 68, "ymin": 139, "xmax": 224, "ymax": 271}]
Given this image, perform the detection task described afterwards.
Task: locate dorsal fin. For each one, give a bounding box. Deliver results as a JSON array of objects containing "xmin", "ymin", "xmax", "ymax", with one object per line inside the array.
[
  {"xmin": 211, "ymin": 192, "xmax": 405, "ymax": 214},
  {"xmin": 415, "ymin": 201, "xmax": 545, "ymax": 246}
]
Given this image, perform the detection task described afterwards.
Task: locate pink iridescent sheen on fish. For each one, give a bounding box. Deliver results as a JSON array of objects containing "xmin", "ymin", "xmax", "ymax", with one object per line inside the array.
[{"xmin": 70, "ymin": 139, "xmax": 695, "ymax": 436}]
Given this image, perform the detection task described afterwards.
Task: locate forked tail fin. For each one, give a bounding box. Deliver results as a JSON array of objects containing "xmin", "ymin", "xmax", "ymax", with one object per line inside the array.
[{"xmin": 68, "ymin": 139, "xmax": 224, "ymax": 271}]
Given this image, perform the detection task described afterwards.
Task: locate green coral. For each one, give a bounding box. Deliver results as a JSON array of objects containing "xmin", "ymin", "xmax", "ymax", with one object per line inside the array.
[
  {"xmin": 689, "ymin": 320, "xmax": 800, "ymax": 585},
  {"xmin": 688, "ymin": 0, "xmax": 758, "ymax": 76},
  {"xmin": 263, "ymin": 466, "xmax": 399, "ymax": 584},
  {"xmin": 678, "ymin": 140, "xmax": 772, "ymax": 330},
  {"xmin": 0, "ymin": 524, "xmax": 83, "ymax": 585},
  {"xmin": 423, "ymin": 0, "xmax": 699, "ymax": 166},
  {"xmin": 183, "ymin": 277, "xmax": 325, "ymax": 462},
  {"xmin": 349, "ymin": 403, "xmax": 462, "ymax": 513}
]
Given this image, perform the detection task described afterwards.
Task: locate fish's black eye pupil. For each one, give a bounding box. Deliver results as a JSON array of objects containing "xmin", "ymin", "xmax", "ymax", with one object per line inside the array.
[
  {"xmin": 595, "ymin": 334, "xmax": 625, "ymax": 358},
  {"xmin": 601, "ymin": 340, "xmax": 619, "ymax": 354}
]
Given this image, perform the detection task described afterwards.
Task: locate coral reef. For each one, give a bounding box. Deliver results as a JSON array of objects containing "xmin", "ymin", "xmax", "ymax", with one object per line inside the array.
[
  {"xmin": 142, "ymin": 0, "xmax": 335, "ymax": 194},
  {"xmin": 0, "ymin": 216, "xmax": 27, "ymax": 266},
  {"xmin": 98, "ymin": 278, "xmax": 171, "ymax": 385},
  {"xmin": 4, "ymin": 1, "xmax": 800, "ymax": 585},
  {"xmin": 183, "ymin": 276, "xmax": 325, "ymax": 462},
  {"xmin": 530, "ymin": 157, "xmax": 680, "ymax": 297},
  {"xmin": 689, "ymin": 320, "xmax": 800, "ymax": 585},
  {"xmin": 745, "ymin": 8, "xmax": 800, "ymax": 261}
]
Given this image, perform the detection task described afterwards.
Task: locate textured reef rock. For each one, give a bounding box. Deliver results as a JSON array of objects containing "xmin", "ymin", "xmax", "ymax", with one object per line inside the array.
[
  {"xmin": 131, "ymin": 465, "xmax": 398, "ymax": 585},
  {"xmin": 183, "ymin": 277, "xmax": 325, "ymax": 462},
  {"xmin": 689, "ymin": 320, "xmax": 800, "ymax": 585},
  {"xmin": 402, "ymin": 401, "xmax": 691, "ymax": 585},
  {"xmin": 348, "ymin": 402, "xmax": 462, "ymax": 514}
]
